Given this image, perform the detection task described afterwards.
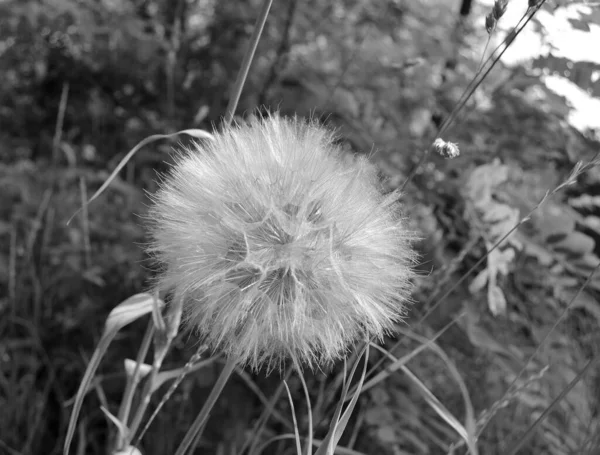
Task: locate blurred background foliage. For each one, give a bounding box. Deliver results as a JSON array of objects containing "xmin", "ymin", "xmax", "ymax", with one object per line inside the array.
[{"xmin": 1, "ymin": 0, "xmax": 600, "ymax": 454}]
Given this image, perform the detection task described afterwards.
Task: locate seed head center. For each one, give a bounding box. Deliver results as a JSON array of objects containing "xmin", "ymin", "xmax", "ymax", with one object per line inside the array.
[{"xmin": 272, "ymin": 241, "xmax": 307, "ymax": 268}]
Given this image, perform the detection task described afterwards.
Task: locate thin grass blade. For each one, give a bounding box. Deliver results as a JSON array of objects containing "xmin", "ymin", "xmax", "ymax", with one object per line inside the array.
[
  {"xmin": 283, "ymin": 380, "xmax": 303, "ymax": 455},
  {"xmin": 67, "ymin": 129, "xmax": 213, "ymax": 224},
  {"xmin": 64, "ymin": 293, "xmax": 162, "ymax": 455},
  {"xmin": 314, "ymin": 344, "xmax": 369, "ymax": 455}
]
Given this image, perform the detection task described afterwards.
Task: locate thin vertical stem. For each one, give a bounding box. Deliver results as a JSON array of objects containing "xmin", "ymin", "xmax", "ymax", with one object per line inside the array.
[
  {"xmin": 79, "ymin": 177, "xmax": 91, "ymax": 269},
  {"xmin": 52, "ymin": 82, "xmax": 69, "ymax": 165},
  {"xmin": 258, "ymin": 0, "xmax": 298, "ymax": 106},
  {"xmin": 126, "ymin": 294, "xmax": 180, "ymax": 446},
  {"xmin": 174, "ymin": 357, "xmax": 237, "ymax": 455},
  {"xmin": 115, "ymin": 318, "xmax": 155, "ymax": 450},
  {"xmin": 223, "ymin": 0, "xmax": 274, "ymax": 127}
]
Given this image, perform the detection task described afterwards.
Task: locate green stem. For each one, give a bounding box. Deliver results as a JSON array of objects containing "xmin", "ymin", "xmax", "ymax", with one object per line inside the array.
[
  {"xmin": 125, "ymin": 349, "xmax": 166, "ymax": 445},
  {"xmin": 174, "ymin": 357, "xmax": 237, "ymax": 455},
  {"xmin": 400, "ymin": 2, "xmax": 545, "ymax": 192},
  {"xmin": 115, "ymin": 319, "xmax": 155, "ymax": 450},
  {"xmin": 223, "ymin": 0, "xmax": 273, "ymax": 127},
  {"xmin": 126, "ymin": 293, "xmax": 181, "ymax": 447}
]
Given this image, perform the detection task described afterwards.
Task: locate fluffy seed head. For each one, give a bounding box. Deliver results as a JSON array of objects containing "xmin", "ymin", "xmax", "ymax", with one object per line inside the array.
[{"xmin": 147, "ymin": 115, "xmax": 416, "ymax": 371}]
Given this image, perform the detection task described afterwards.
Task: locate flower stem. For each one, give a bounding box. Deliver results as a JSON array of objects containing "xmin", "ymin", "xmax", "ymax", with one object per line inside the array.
[
  {"xmin": 223, "ymin": 0, "xmax": 273, "ymax": 127},
  {"xmin": 115, "ymin": 318, "xmax": 155, "ymax": 450},
  {"xmin": 174, "ymin": 357, "xmax": 237, "ymax": 455}
]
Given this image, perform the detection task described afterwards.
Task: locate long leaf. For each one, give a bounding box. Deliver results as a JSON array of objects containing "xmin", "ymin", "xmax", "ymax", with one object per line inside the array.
[
  {"xmin": 64, "ymin": 293, "xmax": 163, "ymax": 455},
  {"xmin": 314, "ymin": 344, "xmax": 369, "ymax": 455},
  {"xmin": 67, "ymin": 129, "xmax": 213, "ymax": 224}
]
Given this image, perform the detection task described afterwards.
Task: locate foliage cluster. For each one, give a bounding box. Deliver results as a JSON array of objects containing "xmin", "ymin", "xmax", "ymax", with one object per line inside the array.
[{"xmin": 1, "ymin": 1, "xmax": 600, "ymax": 455}]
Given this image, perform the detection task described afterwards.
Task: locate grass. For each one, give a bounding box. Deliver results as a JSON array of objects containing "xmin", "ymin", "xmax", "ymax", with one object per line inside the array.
[{"xmin": 2, "ymin": 0, "xmax": 600, "ymax": 454}]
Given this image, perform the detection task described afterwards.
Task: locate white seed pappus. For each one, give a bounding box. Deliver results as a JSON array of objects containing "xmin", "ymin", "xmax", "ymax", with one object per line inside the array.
[{"xmin": 147, "ymin": 115, "xmax": 416, "ymax": 371}]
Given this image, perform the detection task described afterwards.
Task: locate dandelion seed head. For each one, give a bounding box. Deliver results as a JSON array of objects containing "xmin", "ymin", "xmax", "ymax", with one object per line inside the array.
[{"xmin": 147, "ymin": 115, "xmax": 416, "ymax": 372}]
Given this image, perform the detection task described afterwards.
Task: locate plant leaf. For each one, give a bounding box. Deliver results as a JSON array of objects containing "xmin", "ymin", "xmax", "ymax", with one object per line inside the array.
[
  {"xmin": 67, "ymin": 129, "xmax": 214, "ymax": 224},
  {"xmin": 124, "ymin": 359, "xmax": 152, "ymax": 379},
  {"xmin": 314, "ymin": 344, "xmax": 369, "ymax": 455},
  {"xmin": 64, "ymin": 293, "xmax": 163, "ymax": 455}
]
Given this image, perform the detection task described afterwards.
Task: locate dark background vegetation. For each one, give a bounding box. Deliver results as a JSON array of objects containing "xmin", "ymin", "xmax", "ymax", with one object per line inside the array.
[{"xmin": 1, "ymin": 0, "xmax": 600, "ymax": 454}]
